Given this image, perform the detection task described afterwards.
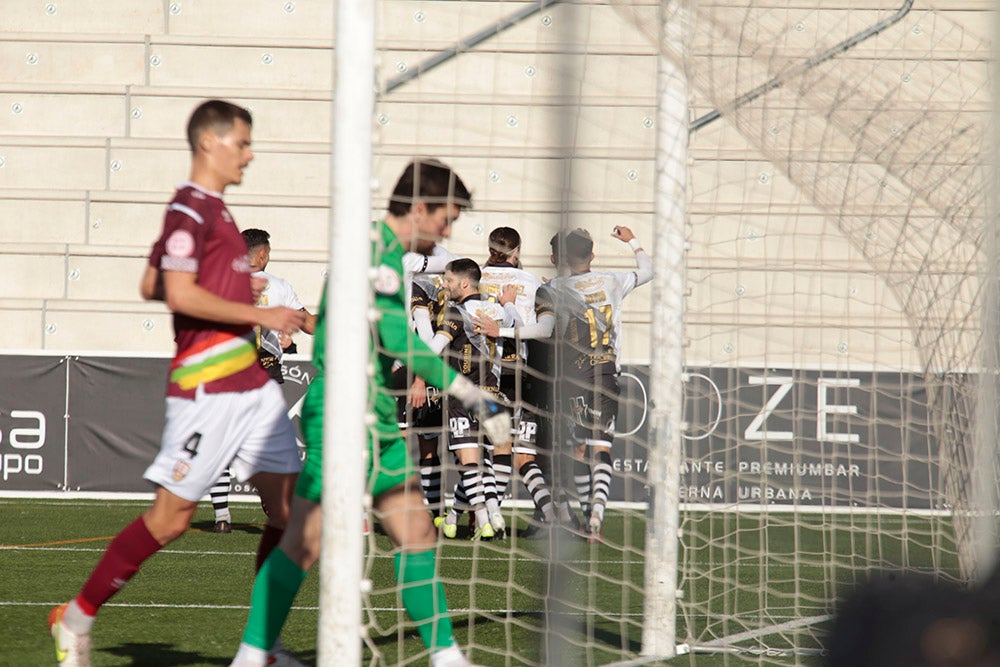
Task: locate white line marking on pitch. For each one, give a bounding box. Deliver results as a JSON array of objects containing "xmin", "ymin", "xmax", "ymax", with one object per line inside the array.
[{"xmin": 0, "ymin": 545, "xmax": 640, "ymax": 567}]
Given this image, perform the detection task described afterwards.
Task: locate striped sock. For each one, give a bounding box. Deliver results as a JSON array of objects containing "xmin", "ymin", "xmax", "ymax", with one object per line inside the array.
[
  {"xmin": 520, "ymin": 461, "xmax": 554, "ymax": 521},
  {"xmin": 574, "ymin": 459, "xmax": 592, "ymax": 517},
  {"xmin": 209, "ymin": 469, "xmax": 231, "ymax": 522},
  {"xmin": 591, "ymin": 450, "xmax": 613, "ymax": 517},
  {"xmin": 419, "ymin": 452, "xmax": 442, "ymax": 515},
  {"xmin": 492, "ymin": 454, "xmax": 513, "ymax": 501}
]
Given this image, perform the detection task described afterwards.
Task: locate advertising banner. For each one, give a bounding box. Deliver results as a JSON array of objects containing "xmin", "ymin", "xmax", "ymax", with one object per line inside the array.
[
  {"xmin": 0, "ymin": 356, "xmax": 68, "ymax": 491},
  {"xmin": 612, "ymin": 365, "xmax": 941, "ymax": 509},
  {"xmin": 0, "ymin": 355, "xmax": 942, "ymax": 510},
  {"xmin": 67, "ymin": 356, "xmax": 168, "ymax": 492}
]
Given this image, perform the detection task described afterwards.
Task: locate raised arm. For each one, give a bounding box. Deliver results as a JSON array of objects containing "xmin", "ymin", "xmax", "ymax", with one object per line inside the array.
[
  {"xmin": 613, "ymin": 225, "xmax": 653, "ymax": 287},
  {"xmin": 402, "ymin": 247, "xmax": 458, "ymax": 275}
]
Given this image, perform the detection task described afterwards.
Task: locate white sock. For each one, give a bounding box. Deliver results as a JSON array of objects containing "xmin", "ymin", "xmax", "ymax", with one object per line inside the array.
[
  {"xmin": 430, "ymin": 643, "xmax": 467, "ymax": 667},
  {"xmin": 232, "ymin": 642, "xmax": 269, "ymax": 666},
  {"xmin": 62, "ymin": 600, "xmax": 95, "ymax": 635}
]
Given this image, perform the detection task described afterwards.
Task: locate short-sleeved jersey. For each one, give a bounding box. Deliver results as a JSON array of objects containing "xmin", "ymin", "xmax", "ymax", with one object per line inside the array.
[
  {"xmin": 537, "ymin": 269, "xmax": 644, "ymax": 375},
  {"xmin": 257, "ymin": 270, "xmax": 305, "ymax": 312},
  {"xmin": 410, "ymin": 273, "xmax": 448, "ymax": 333},
  {"xmin": 480, "ymin": 263, "xmax": 541, "ymax": 367},
  {"xmin": 154, "ymin": 182, "xmax": 267, "ymax": 398},
  {"xmin": 254, "ymin": 269, "xmax": 306, "ymax": 372},
  {"xmin": 436, "ymin": 296, "xmax": 510, "ymax": 391}
]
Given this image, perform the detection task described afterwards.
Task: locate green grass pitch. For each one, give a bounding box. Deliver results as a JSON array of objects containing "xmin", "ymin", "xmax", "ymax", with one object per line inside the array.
[{"xmin": 0, "ymin": 498, "xmax": 955, "ymax": 666}]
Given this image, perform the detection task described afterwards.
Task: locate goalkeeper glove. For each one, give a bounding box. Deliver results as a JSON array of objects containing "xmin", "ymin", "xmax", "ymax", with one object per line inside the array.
[{"xmin": 446, "ymin": 375, "xmax": 512, "ymax": 447}]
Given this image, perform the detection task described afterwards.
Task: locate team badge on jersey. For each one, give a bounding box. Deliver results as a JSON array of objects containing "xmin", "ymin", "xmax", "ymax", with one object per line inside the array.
[
  {"xmin": 374, "ymin": 264, "xmax": 401, "ymax": 295},
  {"xmin": 171, "ymin": 459, "xmax": 190, "ymax": 482},
  {"xmin": 165, "ymin": 229, "xmax": 195, "ymax": 257}
]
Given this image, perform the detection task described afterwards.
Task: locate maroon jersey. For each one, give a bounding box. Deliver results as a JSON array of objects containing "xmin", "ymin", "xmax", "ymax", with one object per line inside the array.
[{"xmin": 154, "ymin": 183, "xmax": 267, "ymax": 398}]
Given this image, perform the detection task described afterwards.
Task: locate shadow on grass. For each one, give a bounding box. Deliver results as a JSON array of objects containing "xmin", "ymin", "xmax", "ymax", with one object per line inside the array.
[
  {"xmin": 104, "ymin": 642, "xmax": 232, "ymax": 666},
  {"xmin": 367, "ymin": 610, "xmax": 545, "ymax": 650},
  {"xmin": 189, "ymin": 520, "xmax": 263, "ymax": 535},
  {"xmin": 365, "ymin": 610, "xmax": 639, "ymax": 662}
]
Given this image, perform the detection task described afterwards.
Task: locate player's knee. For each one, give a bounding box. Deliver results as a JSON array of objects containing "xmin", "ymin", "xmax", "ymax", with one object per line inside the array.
[
  {"xmin": 146, "ymin": 513, "xmax": 191, "ymax": 544},
  {"xmin": 408, "ymin": 519, "xmax": 438, "ymax": 551},
  {"xmin": 514, "ymin": 452, "xmax": 536, "ymax": 468},
  {"xmin": 284, "ymin": 540, "xmax": 320, "ymax": 570}
]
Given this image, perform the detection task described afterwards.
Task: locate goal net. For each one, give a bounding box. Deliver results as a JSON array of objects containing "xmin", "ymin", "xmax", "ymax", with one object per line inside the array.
[
  {"xmin": 615, "ymin": 0, "xmax": 997, "ymax": 661},
  {"xmin": 331, "ymin": 0, "xmax": 997, "ymax": 665}
]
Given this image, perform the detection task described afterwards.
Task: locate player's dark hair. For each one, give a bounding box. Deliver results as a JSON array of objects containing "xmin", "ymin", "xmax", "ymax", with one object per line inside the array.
[
  {"xmin": 446, "ymin": 257, "xmax": 482, "ymax": 286},
  {"xmin": 388, "ymin": 158, "xmax": 473, "ymax": 216},
  {"xmin": 550, "ymin": 228, "xmax": 594, "ymax": 264},
  {"xmin": 825, "ymin": 570, "xmax": 1000, "ymax": 667},
  {"xmin": 186, "ymin": 100, "xmax": 253, "ymax": 153},
  {"xmin": 487, "ymin": 227, "xmax": 521, "ymax": 266},
  {"xmin": 241, "ymin": 228, "xmax": 270, "ymax": 251}
]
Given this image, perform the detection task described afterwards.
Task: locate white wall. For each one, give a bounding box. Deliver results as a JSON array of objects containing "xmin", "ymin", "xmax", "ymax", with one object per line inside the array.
[{"xmin": 0, "ymin": 0, "xmax": 988, "ymax": 372}]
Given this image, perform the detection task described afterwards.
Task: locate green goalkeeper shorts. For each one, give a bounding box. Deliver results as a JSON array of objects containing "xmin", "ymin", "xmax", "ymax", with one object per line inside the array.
[{"xmin": 296, "ymin": 378, "xmax": 413, "ymax": 503}]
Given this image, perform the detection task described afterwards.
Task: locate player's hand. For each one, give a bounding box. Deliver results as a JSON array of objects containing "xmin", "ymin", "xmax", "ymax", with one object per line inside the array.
[
  {"xmin": 446, "ymin": 375, "xmax": 513, "ymax": 447},
  {"xmin": 612, "ymin": 226, "xmax": 636, "ymax": 243},
  {"xmin": 258, "ymin": 306, "xmax": 306, "ymax": 338},
  {"xmin": 409, "ymin": 377, "xmax": 428, "ymax": 409},
  {"xmin": 475, "ymin": 395, "xmax": 513, "ymax": 448},
  {"xmin": 473, "ymin": 315, "xmax": 500, "ymax": 338},
  {"xmin": 499, "ymin": 284, "xmax": 518, "ymax": 305}
]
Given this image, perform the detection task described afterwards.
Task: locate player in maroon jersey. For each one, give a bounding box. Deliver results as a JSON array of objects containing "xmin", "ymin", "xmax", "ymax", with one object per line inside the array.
[{"xmin": 50, "ymin": 100, "xmax": 306, "ymax": 667}]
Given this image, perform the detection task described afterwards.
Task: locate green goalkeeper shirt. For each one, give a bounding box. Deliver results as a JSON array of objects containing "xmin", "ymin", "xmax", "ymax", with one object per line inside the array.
[{"xmin": 311, "ymin": 220, "xmax": 458, "ymax": 442}]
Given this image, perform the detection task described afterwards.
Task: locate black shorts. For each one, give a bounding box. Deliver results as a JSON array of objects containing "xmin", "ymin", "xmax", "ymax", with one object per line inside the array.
[
  {"xmin": 498, "ymin": 373, "xmax": 546, "ymax": 455},
  {"xmin": 410, "ymin": 386, "xmax": 444, "ymax": 437},
  {"xmin": 564, "ymin": 362, "xmax": 619, "ymax": 446},
  {"xmin": 445, "ymin": 402, "xmax": 481, "ymax": 452},
  {"xmin": 393, "ymin": 365, "xmax": 444, "ymax": 434}
]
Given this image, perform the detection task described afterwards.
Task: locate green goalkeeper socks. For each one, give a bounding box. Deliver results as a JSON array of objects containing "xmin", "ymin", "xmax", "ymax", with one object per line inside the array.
[
  {"xmin": 242, "ymin": 547, "xmax": 308, "ymax": 651},
  {"xmin": 394, "ymin": 548, "xmax": 454, "ymax": 650}
]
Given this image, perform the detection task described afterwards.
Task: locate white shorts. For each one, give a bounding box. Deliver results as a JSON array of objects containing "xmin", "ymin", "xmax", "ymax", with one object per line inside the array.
[{"xmin": 144, "ymin": 381, "xmax": 302, "ymax": 502}]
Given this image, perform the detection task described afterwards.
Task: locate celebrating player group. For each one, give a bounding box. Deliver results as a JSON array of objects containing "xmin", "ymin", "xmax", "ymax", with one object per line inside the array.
[{"xmin": 404, "ymin": 223, "xmax": 653, "ymax": 544}]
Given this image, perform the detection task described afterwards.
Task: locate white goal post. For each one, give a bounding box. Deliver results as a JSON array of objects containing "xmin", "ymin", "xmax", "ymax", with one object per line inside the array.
[
  {"xmin": 641, "ymin": 0, "xmax": 691, "ymax": 659},
  {"xmin": 320, "ymin": 1, "xmax": 375, "ymax": 665}
]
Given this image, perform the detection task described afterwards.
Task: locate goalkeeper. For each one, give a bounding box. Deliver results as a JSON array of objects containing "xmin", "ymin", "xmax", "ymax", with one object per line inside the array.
[{"xmin": 231, "ymin": 159, "xmax": 504, "ymax": 667}]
